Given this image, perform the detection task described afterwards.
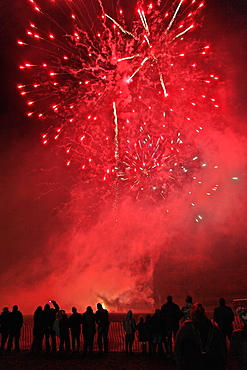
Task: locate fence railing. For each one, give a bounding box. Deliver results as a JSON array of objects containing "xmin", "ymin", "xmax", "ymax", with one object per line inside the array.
[
  {"xmin": 19, "ymin": 322, "xmax": 131, "ymax": 352},
  {"xmin": 18, "ymin": 317, "xmax": 244, "ymax": 352}
]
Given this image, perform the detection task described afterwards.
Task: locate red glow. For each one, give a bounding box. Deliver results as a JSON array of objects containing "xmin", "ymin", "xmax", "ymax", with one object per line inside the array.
[{"xmin": 11, "ymin": 0, "xmax": 246, "ymax": 313}]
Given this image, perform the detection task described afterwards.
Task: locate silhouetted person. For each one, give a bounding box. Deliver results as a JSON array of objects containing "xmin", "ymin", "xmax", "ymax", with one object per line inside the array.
[
  {"xmin": 181, "ymin": 295, "xmax": 193, "ymax": 321},
  {"xmin": 53, "ymin": 309, "xmax": 63, "ymax": 337},
  {"xmin": 144, "ymin": 314, "xmax": 153, "ymax": 355},
  {"xmin": 136, "ymin": 315, "xmax": 146, "ymax": 354},
  {"xmin": 30, "ymin": 306, "xmax": 45, "ymax": 353},
  {"xmin": 82, "ymin": 306, "xmax": 96, "ymax": 355},
  {"xmin": 150, "ymin": 308, "xmax": 165, "ymax": 357},
  {"xmin": 123, "ymin": 310, "xmax": 136, "ymax": 354},
  {"xmin": 69, "ymin": 307, "xmax": 82, "ymax": 353},
  {"xmin": 7, "ymin": 305, "xmax": 23, "ymax": 353},
  {"xmin": 95, "ymin": 303, "xmax": 110, "ymax": 355},
  {"xmin": 0, "ymin": 307, "xmax": 11, "ymax": 351},
  {"xmin": 214, "ymin": 298, "xmax": 234, "ymax": 340},
  {"xmin": 161, "ymin": 295, "xmax": 182, "ymax": 358},
  {"xmin": 229, "ymin": 307, "xmax": 247, "ymax": 369},
  {"xmin": 58, "ymin": 310, "xmax": 70, "ymax": 353},
  {"xmin": 175, "ymin": 303, "xmax": 227, "ymax": 370},
  {"xmin": 44, "ymin": 300, "xmax": 59, "ymax": 353}
]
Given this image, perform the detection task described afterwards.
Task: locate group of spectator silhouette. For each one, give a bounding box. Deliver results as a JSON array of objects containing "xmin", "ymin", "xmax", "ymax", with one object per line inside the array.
[
  {"xmin": 0, "ymin": 296, "xmax": 246, "ymax": 369},
  {"xmin": 30, "ymin": 301, "xmax": 110, "ymax": 355},
  {"xmin": 0, "ymin": 301, "xmax": 109, "ymax": 356},
  {"xmin": 0, "ymin": 305, "xmax": 23, "ymax": 353},
  {"xmin": 123, "ymin": 295, "xmax": 247, "ymax": 369}
]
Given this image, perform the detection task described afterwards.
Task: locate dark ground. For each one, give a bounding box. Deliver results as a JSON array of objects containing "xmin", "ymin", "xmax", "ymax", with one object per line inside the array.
[
  {"xmin": 0, "ymin": 351, "xmax": 176, "ymax": 369},
  {"xmin": 0, "ymin": 351, "xmax": 236, "ymax": 370}
]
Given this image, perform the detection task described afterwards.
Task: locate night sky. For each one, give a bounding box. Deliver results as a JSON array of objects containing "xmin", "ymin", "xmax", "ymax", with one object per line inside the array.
[{"xmin": 1, "ymin": 0, "xmax": 247, "ymax": 314}]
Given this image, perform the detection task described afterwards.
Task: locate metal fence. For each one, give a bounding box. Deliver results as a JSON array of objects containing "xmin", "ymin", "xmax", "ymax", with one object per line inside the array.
[
  {"xmin": 19, "ymin": 322, "xmax": 131, "ymax": 352},
  {"xmin": 18, "ymin": 317, "xmax": 244, "ymax": 352}
]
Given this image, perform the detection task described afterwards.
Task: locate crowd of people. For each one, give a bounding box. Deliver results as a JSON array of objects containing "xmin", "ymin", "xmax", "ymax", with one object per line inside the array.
[{"xmin": 0, "ymin": 296, "xmax": 246, "ymax": 369}]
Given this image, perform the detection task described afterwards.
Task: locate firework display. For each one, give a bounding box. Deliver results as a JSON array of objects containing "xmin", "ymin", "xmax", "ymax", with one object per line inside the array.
[{"xmin": 17, "ymin": 0, "xmax": 222, "ymax": 208}]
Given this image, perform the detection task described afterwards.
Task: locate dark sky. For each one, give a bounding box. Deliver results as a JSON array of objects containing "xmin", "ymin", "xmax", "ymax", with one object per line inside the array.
[
  {"xmin": 1, "ymin": 0, "xmax": 247, "ymax": 314},
  {"xmin": 1, "ymin": 0, "xmax": 246, "ymax": 140}
]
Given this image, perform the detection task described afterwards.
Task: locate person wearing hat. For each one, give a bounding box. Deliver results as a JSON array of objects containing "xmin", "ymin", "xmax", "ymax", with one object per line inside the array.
[{"xmin": 229, "ymin": 307, "xmax": 247, "ymax": 369}]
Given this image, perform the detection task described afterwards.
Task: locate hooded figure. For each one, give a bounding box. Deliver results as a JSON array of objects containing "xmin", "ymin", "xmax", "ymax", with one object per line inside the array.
[
  {"xmin": 229, "ymin": 307, "xmax": 247, "ymax": 370},
  {"xmin": 175, "ymin": 303, "xmax": 227, "ymax": 370}
]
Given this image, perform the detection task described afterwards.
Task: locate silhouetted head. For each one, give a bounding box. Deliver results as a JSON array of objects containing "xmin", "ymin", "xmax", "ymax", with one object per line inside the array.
[
  {"xmin": 145, "ymin": 314, "xmax": 151, "ymax": 321},
  {"xmin": 186, "ymin": 295, "xmax": 193, "ymax": 304},
  {"xmin": 86, "ymin": 306, "xmax": 93, "ymax": 313},
  {"xmin": 138, "ymin": 315, "xmax": 144, "ymax": 323},
  {"xmin": 12, "ymin": 305, "xmax": 18, "ymax": 312},
  {"xmin": 44, "ymin": 303, "xmax": 50, "ymax": 311},
  {"xmin": 72, "ymin": 306, "xmax": 77, "ymax": 314},
  {"xmin": 57, "ymin": 310, "xmax": 64, "ymax": 320},
  {"xmin": 236, "ymin": 307, "xmax": 247, "ymax": 325},
  {"xmin": 167, "ymin": 295, "xmax": 173, "ymax": 302},
  {"xmin": 155, "ymin": 308, "xmax": 161, "ymax": 316},
  {"xmin": 97, "ymin": 303, "xmax": 103, "ymax": 310},
  {"xmin": 3, "ymin": 307, "xmax": 9, "ymax": 313},
  {"xmin": 191, "ymin": 303, "xmax": 207, "ymax": 322},
  {"xmin": 219, "ymin": 298, "xmax": 225, "ymax": 306},
  {"xmin": 35, "ymin": 306, "xmax": 43, "ymax": 313},
  {"xmin": 126, "ymin": 310, "xmax": 132, "ymax": 318}
]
